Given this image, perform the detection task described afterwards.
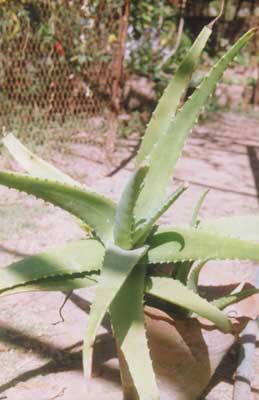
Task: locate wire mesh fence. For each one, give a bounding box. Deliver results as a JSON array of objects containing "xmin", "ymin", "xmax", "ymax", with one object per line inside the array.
[
  {"xmin": 0, "ymin": 0, "xmax": 123, "ymax": 154},
  {"xmin": 1, "ymin": 0, "xmax": 258, "ymax": 159}
]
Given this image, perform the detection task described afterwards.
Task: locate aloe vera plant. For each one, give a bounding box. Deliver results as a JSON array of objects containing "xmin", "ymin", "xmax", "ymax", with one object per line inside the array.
[{"xmin": 0, "ymin": 24, "xmax": 259, "ymax": 399}]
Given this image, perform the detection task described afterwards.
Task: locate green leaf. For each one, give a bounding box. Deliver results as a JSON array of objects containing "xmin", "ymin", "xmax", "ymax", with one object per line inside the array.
[
  {"xmin": 147, "ymin": 225, "xmax": 259, "ymax": 264},
  {"xmin": 191, "ymin": 190, "xmax": 209, "ymax": 228},
  {"xmin": 212, "ymin": 287, "xmax": 259, "ymax": 310},
  {"xmin": 3, "ymin": 133, "xmax": 94, "ymax": 232},
  {"xmin": 133, "ymin": 184, "xmax": 188, "ymax": 246},
  {"xmin": 146, "ymin": 277, "xmax": 232, "ymax": 333},
  {"xmin": 186, "ymin": 260, "xmax": 209, "ymax": 293},
  {"xmin": 0, "ymin": 274, "xmax": 98, "ymax": 297},
  {"xmin": 114, "ymin": 165, "xmax": 149, "ymax": 249},
  {"xmin": 0, "ymin": 171, "xmax": 116, "ymax": 243},
  {"xmin": 199, "ymin": 215, "xmax": 259, "ymax": 241},
  {"xmin": 136, "ymin": 26, "xmax": 212, "ymax": 166},
  {"xmin": 173, "ymin": 190, "xmax": 208, "ymax": 284},
  {"xmin": 174, "ymin": 260, "xmax": 193, "ymax": 285},
  {"xmin": 3, "ymin": 133, "xmax": 82, "ymax": 186},
  {"xmin": 174, "ymin": 191, "xmax": 209, "ymax": 284},
  {"xmin": 135, "ymin": 29, "xmax": 256, "ymax": 223},
  {"xmin": 0, "ymin": 239, "xmax": 104, "ymax": 295},
  {"xmin": 111, "ymin": 264, "xmax": 159, "ymax": 400},
  {"xmin": 83, "ymin": 243, "xmax": 147, "ymax": 377}
]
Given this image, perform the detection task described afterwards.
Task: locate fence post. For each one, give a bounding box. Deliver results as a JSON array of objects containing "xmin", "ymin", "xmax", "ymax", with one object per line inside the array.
[
  {"xmin": 253, "ymin": 64, "xmax": 259, "ymax": 105},
  {"xmin": 106, "ymin": 0, "xmax": 130, "ymax": 162}
]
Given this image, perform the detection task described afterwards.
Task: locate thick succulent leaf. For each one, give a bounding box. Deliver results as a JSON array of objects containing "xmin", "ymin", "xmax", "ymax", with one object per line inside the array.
[
  {"xmin": 174, "ymin": 260, "xmax": 193, "ymax": 284},
  {"xmin": 133, "ymin": 184, "xmax": 187, "ymax": 246},
  {"xmin": 83, "ymin": 243, "xmax": 147, "ymax": 377},
  {"xmin": 212, "ymin": 288, "xmax": 259, "ymax": 310},
  {"xmin": 186, "ymin": 260, "xmax": 209, "ymax": 293},
  {"xmin": 3, "ymin": 133, "xmax": 95, "ymax": 232},
  {"xmin": 146, "ymin": 225, "xmax": 259, "ymax": 264},
  {"xmin": 199, "ymin": 215, "xmax": 259, "ymax": 241},
  {"xmin": 191, "ymin": 190, "xmax": 209, "ymax": 228},
  {"xmin": 173, "ymin": 191, "xmax": 208, "ymax": 284},
  {"xmin": 114, "ymin": 165, "xmax": 149, "ymax": 249},
  {"xmin": 136, "ymin": 26, "xmax": 212, "ymax": 166},
  {"xmin": 3, "ymin": 133, "xmax": 82, "ymax": 186},
  {"xmin": 0, "ymin": 274, "xmax": 98, "ymax": 297},
  {"xmin": 135, "ymin": 29, "xmax": 256, "ymax": 222},
  {"xmin": 110, "ymin": 265, "xmax": 159, "ymax": 400},
  {"xmin": 0, "ymin": 170, "xmax": 115, "ymax": 243},
  {"xmin": 0, "ymin": 239, "xmax": 104, "ymax": 295},
  {"xmin": 173, "ymin": 190, "xmax": 208, "ymax": 284},
  {"xmin": 146, "ymin": 277, "xmax": 232, "ymax": 333}
]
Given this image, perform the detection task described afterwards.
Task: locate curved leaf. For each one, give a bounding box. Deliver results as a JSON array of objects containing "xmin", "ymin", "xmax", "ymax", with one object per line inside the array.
[
  {"xmin": 114, "ymin": 165, "xmax": 149, "ymax": 249},
  {"xmin": 0, "ymin": 170, "xmax": 115, "ymax": 243},
  {"xmin": 147, "ymin": 225, "xmax": 259, "ymax": 264},
  {"xmin": 136, "ymin": 26, "xmax": 212, "ymax": 165},
  {"xmin": 135, "ymin": 29, "xmax": 256, "ymax": 223},
  {"xmin": 0, "ymin": 239, "xmax": 104, "ymax": 295},
  {"xmin": 3, "ymin": 133, "xmax": 82, "ymax": 187},
  {"xmin": 212, "ymin": 287, "xmax": 259, "ymax": 310},
  {"xmin": 133, "ymin": 184, "xmax": 187, "ymax": 246},
  {"xmin": 174, "ymin": 260, "xmax": 193, "ymax": 284},
  {"xmin": 0, "ymin": 274, "xmax": 98, "ymax": 297},
  {"xmin": 191, "ymin": 190, "xmax": 209, "ymax": 228},
  {"xmin": 3, "ymin": 133, "xmax": 95, "ymax": 232},
  {"xmin": 146, "ymin": 277, "xmax": 232, "ymax": 333},
  {"xmin": 186, "ymin": 260, "xmax": 209, "ymax": 293}
]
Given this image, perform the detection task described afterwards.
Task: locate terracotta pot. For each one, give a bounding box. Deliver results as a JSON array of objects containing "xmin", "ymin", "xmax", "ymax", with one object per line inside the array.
[
  {"xmin": 90, "ymin": 306, "xmax": 248, "ymax": 400},
  {"xmin": 89, "ymin": 264, "xmax": 259, "ymax": 399},
  {"xmin": 143, "ymin": 307, "xmax": 240, "ymax": 400}
]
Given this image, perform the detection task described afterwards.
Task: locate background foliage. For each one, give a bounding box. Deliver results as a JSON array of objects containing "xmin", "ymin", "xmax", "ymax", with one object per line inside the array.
[{"xmin": 0, "ymin": 0, "xmax": 258, "ymax": 150}]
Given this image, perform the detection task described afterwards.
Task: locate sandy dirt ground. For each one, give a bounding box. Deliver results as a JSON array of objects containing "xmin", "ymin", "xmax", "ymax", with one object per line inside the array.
[{"xmin": 0, "ymin": 111, "xmax": 259, "ymax": 399}]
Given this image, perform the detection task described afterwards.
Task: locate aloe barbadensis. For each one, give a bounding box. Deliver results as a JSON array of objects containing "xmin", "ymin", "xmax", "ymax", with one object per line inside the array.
[{"xmin": 0, "ymin": 23, "xmax": 258, "ymax": 400}]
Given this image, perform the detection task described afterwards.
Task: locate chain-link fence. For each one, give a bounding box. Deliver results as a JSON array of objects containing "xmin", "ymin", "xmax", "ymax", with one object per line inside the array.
[
  {"xmin": 1, "ymin": 0, "xmax": 258, "ymax": 157},
  {"xmin": 0, "ymin": 0, "xmax": 124, "ymax": 153}
]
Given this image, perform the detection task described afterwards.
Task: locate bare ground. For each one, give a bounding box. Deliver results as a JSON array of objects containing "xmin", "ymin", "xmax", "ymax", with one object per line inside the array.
[{"xmin": 0, "ymin": 111, "xmax": 259, "ymax": 399}]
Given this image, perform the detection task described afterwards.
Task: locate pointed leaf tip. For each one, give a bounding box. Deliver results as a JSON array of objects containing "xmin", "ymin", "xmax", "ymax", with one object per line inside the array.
[
  {"xmin": 133, "ymin": 184, "xmax": 188, "ymax": 245},
  {"xmin": 3, "ymin": 133, "xmax": 81, "ymax": 187},
  {"xmin": 0, "ymin": 239, "xmax": 104, "ymax": 296},
  {"xmin": 147, "ymin": 277, "xmax": 232, "ymax": 333},
  {"xmin": 147, "ymin": 225, "xmax": 259, "ymax": 264},
  {"xmin": 136, "ymin": 25, "xmax": 212, "ymax": 166},
  {"xmin": 208, "ymin": 0, "xmax": 225, "ymax": 29},
  {"xmin": 0, "ymin": 170, "xmax": 115, "ymax": 243},
  {"xmin": 114, "ymin": 165, "xmax": 149, "ymax": 249},
  {"xmin": 135, "ymin": 28, "xmax": 256, "ymax": 222}
]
